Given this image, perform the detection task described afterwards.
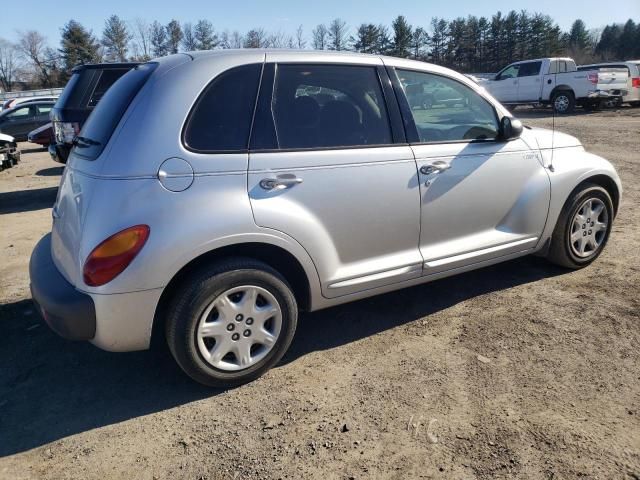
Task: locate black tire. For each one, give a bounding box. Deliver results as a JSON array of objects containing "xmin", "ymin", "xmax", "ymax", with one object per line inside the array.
[
  {"xmin": 552, "ymin": 90, "xmax": 575, "ymax": 114},
  {"xmin": 546, "ymin": 183, "xmax": 614, "ymax": 269},
  {"xmin": 165, "ymin": 257, "xmax": 298, "ymax": 387}
]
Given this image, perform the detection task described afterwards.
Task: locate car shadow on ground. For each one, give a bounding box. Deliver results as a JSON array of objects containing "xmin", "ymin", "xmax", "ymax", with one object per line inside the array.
[
  {"xmin": 0, "ymin": 186, "xmax": 58, "ymax": 215},
  {"xmin": 0, "ymin": 256, "xmax": 566, "ymax": 456},
  {"xmin": 35, "ymin": 166, "xmax": 64, "ymax": 177},
  {"xmin": 19, "ymin": 146, "xmax": 48, "ymax": 154}
]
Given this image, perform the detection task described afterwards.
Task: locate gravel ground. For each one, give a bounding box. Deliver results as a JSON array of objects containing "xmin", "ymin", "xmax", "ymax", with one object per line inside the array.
[{"xmin": 1, "ymin": 108, "xmax": 639, "ymax": 480}]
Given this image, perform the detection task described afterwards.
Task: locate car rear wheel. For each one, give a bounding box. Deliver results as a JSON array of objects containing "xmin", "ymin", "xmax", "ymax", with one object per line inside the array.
[
  {"xmin": 165, "ymin": 258, "xmax": 298, "ymax": 387},
  {"xmin": 546, "ymin": 184, "xmax": 614, "ymax": 269},
  {"xmin": 552, "ymin": 91, "xmax": 575, "ymax": 114}
]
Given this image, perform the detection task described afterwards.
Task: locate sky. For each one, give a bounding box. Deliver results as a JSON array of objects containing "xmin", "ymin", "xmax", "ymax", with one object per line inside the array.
[{"xmin": 2, "ymin": 0, "xmax": 639, "ymax": 45}]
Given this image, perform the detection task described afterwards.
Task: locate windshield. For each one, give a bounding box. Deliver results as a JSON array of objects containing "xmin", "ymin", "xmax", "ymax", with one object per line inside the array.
[{"xmin": 73, "ymin": 63, "xmax": 157, "ymax": 160}]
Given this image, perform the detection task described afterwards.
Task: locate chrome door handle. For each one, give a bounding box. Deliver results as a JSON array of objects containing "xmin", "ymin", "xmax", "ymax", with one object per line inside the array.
[
  {"xmin": 259, "ymin": 174, "xmax": 303, "ymax": 191},
  {"xmin": 420, "ymin": 161, "xmax": 451, "ymax": 175}
]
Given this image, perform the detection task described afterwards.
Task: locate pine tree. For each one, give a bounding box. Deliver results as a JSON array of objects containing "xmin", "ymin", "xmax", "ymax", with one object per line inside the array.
[
  {"xmin": 410, "ymin": 27, "xmax": 429, "ymax": 60},
  {"xmin": 59, "ymin": 20, "xmax": 101, "ymax": 79},
  {"xmin": 617, "ymin": 19, "xmax": 637, "ymax": 60},
  {"xmin": 568, "ymin": 19, "xmax": 591, "ymax": 52},
  {"xmin": 166, "ymin": 20, "xmax": 183, "ymax": 54},
  {"xmin": 352, "ymin": 24, "xmax": 380, "ymax": 54},
  {"xmin": 391, "ymin": 15, "xmax": 412, "ymax": 58},
  {"xmin": 194, "ymin": 19, "xmax": 217, "ymax": 50},
  {"xmin": 102, "ymin": 15, "xmax": 131, "ymax": 61},
  {"xmin": 327, "ymin": 18, "xmax": 348, "ymax": 51},
  {"xmin": 150, "ymin": 21, "xmax": 167, "ymax": 57},
  {"xmin": 373, "ymin": 24, "xmax": 391, "ymax": 54}
]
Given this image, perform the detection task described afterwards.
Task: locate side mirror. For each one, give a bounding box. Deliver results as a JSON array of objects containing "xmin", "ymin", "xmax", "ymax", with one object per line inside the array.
[{"xmin": 500, "ymin": 116, "xmax": 523, "ymax": 140}]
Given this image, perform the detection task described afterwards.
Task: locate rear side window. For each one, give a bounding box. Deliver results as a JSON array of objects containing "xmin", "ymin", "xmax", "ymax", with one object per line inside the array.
[
  {"xmin": 37, "ymin": 104, "xmax": 53, "ymax": 115},
  {"xmin": 183, "ymin": 64, "xmax": 262, "ymax": 152},
  {"xmin": 271, "ymin": 64, "xmax": 392, "ymax": 149},
  {"xmin": 74, "ymin": 63, "xmax": 158, "ymax": 160},
  {"xmin": 88, "ymin": 69, "xmax": 131, "ymax": 107},
  {"xmin": 518, "ymin": 62, "xmax": 542, "ymax": 77}
]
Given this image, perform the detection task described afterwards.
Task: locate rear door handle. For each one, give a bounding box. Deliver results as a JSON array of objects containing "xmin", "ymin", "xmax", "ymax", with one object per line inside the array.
[
  {"xmin": 259, "ymin": 173, "xmax": 303, "ymax": 191},
  {"xmin": 420, "ymin": 161, "xmax": 451, "ymax": 175}
]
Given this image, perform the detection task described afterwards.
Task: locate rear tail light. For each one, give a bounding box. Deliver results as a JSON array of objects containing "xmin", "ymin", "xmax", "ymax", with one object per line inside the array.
[
  {"xmin": 83, "ymin": 225, "xmax": 150, "ymax": 287},
  {"xmin": 587, "ymin": 73, "xmax": 598, "ymax": 85},
  {"xmin": 632, "ymin": 77, "xmax": 640, "ymax": 88},
  {"xmin": 54, "ymin": 121, "xmax": 80, "ymax": 144}
]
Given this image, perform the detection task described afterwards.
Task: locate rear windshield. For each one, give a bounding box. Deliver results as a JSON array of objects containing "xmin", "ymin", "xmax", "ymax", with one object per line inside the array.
[
  {"xmin": 88, "ymin": 69, "xmax": 132, "ymax": 107},
  {"xmin": 73, "ymin": 63, "xmax": 157, "ymax": 160}
]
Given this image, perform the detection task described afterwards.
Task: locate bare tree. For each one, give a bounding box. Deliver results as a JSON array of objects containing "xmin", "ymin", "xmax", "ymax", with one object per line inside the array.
[
  {"xmin": 17, "ymin": 30, "xmax": 54, "ymax": 87},
  {"xmin": 327, "ymin": 18, "xmax": 349, "ymax": 51},
  {"xmin": 131, "ymin": 18, "xmax": 152, "ymax": 61},
  {"xmin": 312, "ymin": 24, "xmax": 328, "ymax": 50},
  {"xmin": 0, "ymin": 39, "xmax": 20, "ymax": 91},
  {"xmin": 230, "ymin": 31, "xmax": 244, "ymax": 49},
  {"xmin": 267, "ymin": 31, "xmax": 292, "ymax": 48},
  {"xmin": 295, "ymin": 25, "xmax": 306, "ymax": 49}
]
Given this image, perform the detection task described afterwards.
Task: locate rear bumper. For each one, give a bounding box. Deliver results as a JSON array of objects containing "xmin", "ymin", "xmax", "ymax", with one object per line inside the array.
[
  {"xmin": 29, "ymin": 233, "xmax": 96, "ymax": 340},
  {"xmin": 587, "ymin": 89, "xmax": 628, "ymax": 98}
]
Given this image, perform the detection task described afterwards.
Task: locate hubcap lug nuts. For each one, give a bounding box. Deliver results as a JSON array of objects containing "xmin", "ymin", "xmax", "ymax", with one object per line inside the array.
[
  {"xmin": 243, "ymin": 329, "xmax": 251, "ymax": 337},
  {"xmin": 231, "ymin": 333, "xmax": 240, "ymax": 341},
  {"xmin": 235, "ymin": 314, "xmax": 243, "ymax": 322},
  {"xmin": 227, "ymin": 324, "xmax": 235, "ymax": 331},
  {"xmin": 246, "ymin": 317, "xmax": 254, "ymax": 325}
]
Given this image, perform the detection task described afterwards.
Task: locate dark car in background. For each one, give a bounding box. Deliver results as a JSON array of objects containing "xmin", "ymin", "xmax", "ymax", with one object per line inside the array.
[
  {"xmin": 0, "ymin": 101, "xmax": 55, "ymax": 142},
  {"xmin": 50, "ymin": 62, "xmax": 139, "ymax": 163}
]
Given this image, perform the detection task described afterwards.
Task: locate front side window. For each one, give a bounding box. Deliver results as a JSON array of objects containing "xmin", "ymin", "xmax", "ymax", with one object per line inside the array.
[
  {"xmin": 497, "ymin": 65, "xmax": 519, "ymax": 80},
  {"xmin": 518, "ymin": 61, "xmax": 542, "ymax": 77},
  {"xmin": 271, "ymin": 64, "xmax": 392, "ymax": 149},
  {"xmin": 6, "ymin": 107, "xmax": 31, "ymax": 119},
  {"xmin": 184, "ymin": 64, "xmax": 262, "ymax": 152},
  {"xmin": 397, "ymin": 69, "xmax": 499, "ymax": 143}
]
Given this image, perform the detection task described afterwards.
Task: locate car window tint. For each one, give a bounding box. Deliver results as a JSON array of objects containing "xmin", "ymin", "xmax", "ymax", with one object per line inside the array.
[
  {"xmin": 88, "ymin": 69, "xmax": 131, "ymax": 107},
  {"xmin": 184, "ymin": 64, "xmax": 262, "ymax": 152},
  {"xmin": 6, "ymin": 107, "xmax": 31, "ymax": 118},
  {"xmin": 518, "ymin": 61, "xmax": 542, "ymax": 77},
  {"xmin": 272, "ymin": 64, "xmax": 392, "ymax": 149},
  {"xmin": 397, "ymin": 69, "xmax": 498, "ymax": 143}
]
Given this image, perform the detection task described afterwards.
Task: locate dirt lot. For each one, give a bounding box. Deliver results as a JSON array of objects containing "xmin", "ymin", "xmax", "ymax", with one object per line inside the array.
[{"xmin": 1, "ymin": 108, "xmax": 639, "ymax": 480}]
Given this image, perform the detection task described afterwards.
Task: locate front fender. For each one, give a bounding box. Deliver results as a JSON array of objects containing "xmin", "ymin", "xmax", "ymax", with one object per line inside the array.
[{"xmin": 540, "ymin": 148, "xmax": 622, "ymax": 243}]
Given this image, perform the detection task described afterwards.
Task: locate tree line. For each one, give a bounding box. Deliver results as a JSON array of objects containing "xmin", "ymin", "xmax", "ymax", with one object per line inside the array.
[{"xmin": 0, "ymin": 12, "xmax": 638, "ymax": 91}]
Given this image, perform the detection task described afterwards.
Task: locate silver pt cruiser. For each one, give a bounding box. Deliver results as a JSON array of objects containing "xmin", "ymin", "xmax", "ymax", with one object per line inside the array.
[{"xmin": 30, "ymin": 50, "xmax": 622, "ymax": 386}]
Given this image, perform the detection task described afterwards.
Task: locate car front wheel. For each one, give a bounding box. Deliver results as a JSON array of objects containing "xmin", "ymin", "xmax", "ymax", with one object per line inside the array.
[
  {"xmin": 165, "ymin": 258, "xmax": 298, "ymax": 387},
  {"xmin": 546, "ymin": 183, "xmax": 614, "ymax": 269}
]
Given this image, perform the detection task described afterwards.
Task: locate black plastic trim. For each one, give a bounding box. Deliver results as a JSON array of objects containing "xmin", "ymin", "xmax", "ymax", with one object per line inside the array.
[{"xmin": 29, "ymin": 234, "xmax": 96, "ymax": 341}]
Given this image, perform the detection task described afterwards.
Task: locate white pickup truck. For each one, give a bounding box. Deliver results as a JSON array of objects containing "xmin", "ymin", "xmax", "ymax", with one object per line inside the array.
[{"xmin": 478, "ymin": 57, "xmax": 628, "ymax": 113}]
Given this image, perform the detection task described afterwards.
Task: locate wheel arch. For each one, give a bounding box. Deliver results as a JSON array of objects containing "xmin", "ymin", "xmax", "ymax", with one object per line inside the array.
[
  {"xmin": 575, "ymin": 174, "xmax": 620, "ymax": 217},
  {"xmin": 151, "ymin": 241, "xmax": 315, "ymax": 348},
  {"xmin": 551, "ymin": 85, "xmax": 575, "ymax": 97}
]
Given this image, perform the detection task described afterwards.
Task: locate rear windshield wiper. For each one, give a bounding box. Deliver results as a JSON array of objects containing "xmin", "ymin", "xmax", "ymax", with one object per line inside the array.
[{"xmin": 72, "ymin": 136, "xmax": 101, "ymax": 148}]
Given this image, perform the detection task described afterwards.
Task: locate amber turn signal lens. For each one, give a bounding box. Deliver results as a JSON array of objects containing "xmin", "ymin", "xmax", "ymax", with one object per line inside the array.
[{"xmin": 83, "ymin": 225, "xmax": 150, "ymax": 287}]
